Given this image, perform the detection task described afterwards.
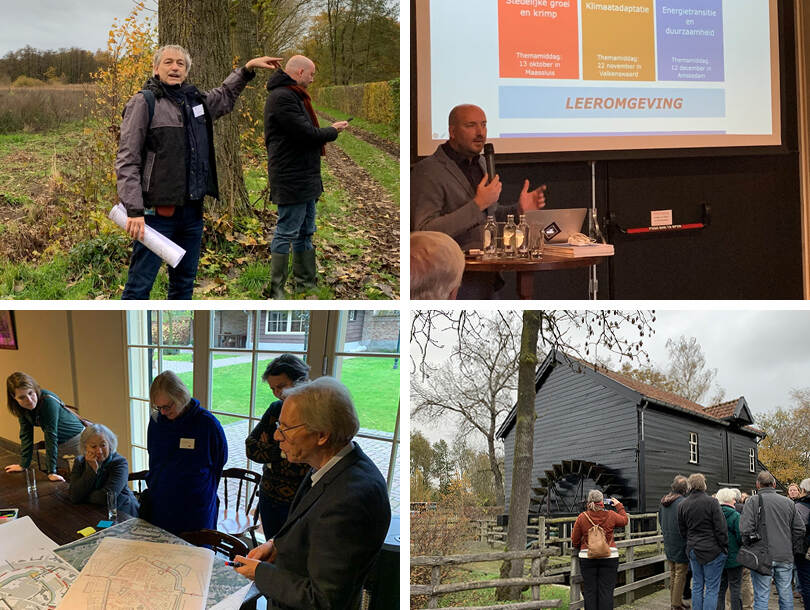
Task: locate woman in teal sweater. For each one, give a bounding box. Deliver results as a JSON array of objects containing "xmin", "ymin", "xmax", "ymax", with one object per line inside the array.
[
  {"xmin": 4, "ymin": 372, "xmax": 85, "ymax": 481},
  {"xmin": 717, "ymin": 487, "xmax": 743, "ymax": 610}
]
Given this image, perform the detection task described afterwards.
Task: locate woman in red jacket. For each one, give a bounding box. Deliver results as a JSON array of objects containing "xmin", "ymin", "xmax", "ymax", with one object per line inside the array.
[{"xmin": 572, "ymin": 490, "xmax": 629, "ymax": 609}]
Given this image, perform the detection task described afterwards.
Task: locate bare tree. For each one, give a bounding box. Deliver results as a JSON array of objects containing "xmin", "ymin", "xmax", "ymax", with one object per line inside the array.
[
  {"xmin": 159, "ymin": 0, "xmax": 250, "ymax": 215},
  {"xmin": 665, "ymin": 335, "xmax": 725, "ymax": 404}
]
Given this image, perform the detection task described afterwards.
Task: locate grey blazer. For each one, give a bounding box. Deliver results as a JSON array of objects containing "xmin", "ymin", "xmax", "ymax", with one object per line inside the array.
[
  {"xmin": 411, "ymin": 145, "xmax": 516, "ymax": 251},
  {"xmin": 254, "ymin": 444, "xmax": 391, "ymax": 609}
]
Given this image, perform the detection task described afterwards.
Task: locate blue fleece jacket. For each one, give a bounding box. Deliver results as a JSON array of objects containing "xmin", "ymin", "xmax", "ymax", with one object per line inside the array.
[{"xmin": 146, "ymin": 398, "xmax": 227, "ymax": 535}]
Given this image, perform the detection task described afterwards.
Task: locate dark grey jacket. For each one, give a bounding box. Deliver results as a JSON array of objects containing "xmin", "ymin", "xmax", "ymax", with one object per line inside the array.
[
  {"xmin": 740, "ymin": 488, "xmax": 805, "ymax": 563},
  {"xmin": 69, "ymin": 452, "xmax": 140, "ymax": 517},
  {"xmin": 660, "ymin": 492, "xmax": 688, "ymax": 563},
  {"xmin": 677, "ymin": 490, "xmax": 728, "ymax": 564},
  {"xmin": 411, "ymin": 144, "xmax": 517, "ymax": 251},
  {"xmin": 116, "ymin": 68, "xmax": 253, "ymax": 217}
]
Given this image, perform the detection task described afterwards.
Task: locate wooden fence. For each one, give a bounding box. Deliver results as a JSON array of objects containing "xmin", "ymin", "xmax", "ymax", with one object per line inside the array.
[
  {"xmin": 410, "ymin": 547, "xmax": 563, "ymax": 610},
  {"xmin": 568, "ymin": 534, "xmax": 668, "ymax": 609}
]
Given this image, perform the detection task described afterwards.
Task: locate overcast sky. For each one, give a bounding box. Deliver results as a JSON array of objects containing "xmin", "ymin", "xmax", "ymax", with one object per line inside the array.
[
  {"xmin": 411, "ymin": 309, "xmax": 810, "ymax": 445},
  {"xmin": 0, "ymin": 0, "xmax": 147, "ymax": 56}
]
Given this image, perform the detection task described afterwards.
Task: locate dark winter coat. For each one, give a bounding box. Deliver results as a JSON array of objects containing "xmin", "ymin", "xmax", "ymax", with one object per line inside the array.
[
  {"xmin": 677, "ymin": 489, "xmax": 728, "ymax": 564},
  {"xmin": 795, "ymin": 495, "xmax": 810, "ymax": 554},
  {"xmin": 659, "ymin": 492, "xmax": 688, "ymax": 563},
  {"xmin": 116, "ymin": 68, "xmax": 254, "ymax": 216},
  {"xmin": 263, "ymin": 68, "xmax": 338, "ymax": 205}
]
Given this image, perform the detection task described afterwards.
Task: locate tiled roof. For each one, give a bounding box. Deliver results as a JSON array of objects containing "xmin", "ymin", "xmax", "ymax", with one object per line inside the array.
[{"xmin": 703, "ymin": 399, "xmax": 740, "ymax": 419}]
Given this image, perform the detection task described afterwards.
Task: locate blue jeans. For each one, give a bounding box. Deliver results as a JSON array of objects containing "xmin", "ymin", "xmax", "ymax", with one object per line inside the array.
[
  {"xmin": 270, "ymin": 200, "xmax": 316, "ymax": 254},
  {"xmin": 122, "ymin": 203, "xmax": 203, "ymax": 300},
  {"xmin": 751, "ymin": 561, "xmax": 794, "ymax": 610},
  {"xmin": 689, "ymin": 549, "xmax": 726, "ymax": 610}
]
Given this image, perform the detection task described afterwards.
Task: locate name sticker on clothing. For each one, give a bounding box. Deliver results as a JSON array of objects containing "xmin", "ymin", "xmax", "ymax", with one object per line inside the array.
[
  {"xmin": 179, "ymin": 437, "xmax": 195, "ymax": 449},
  {"xmin": 192, "ymin": 104, "xmax": 205, "ymax": 118}
]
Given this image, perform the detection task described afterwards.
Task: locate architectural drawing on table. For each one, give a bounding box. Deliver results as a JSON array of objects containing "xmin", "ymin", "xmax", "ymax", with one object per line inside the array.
[
  {"xmin": 0, "ymin": 553, "xmax": 78, "ymax": 610},
  {"xmin": 54, "ymin": 518, "xmax": 248, "ymax": 609},
  {"xmin": 58, "ymin": 537, "xmax": 213, "ymax": 610}
]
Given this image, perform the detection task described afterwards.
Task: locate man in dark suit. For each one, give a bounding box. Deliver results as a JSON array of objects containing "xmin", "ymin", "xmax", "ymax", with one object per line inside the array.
[{"xmin": 234, "ymin": 376, "xmax": 391, "ymax": 609}]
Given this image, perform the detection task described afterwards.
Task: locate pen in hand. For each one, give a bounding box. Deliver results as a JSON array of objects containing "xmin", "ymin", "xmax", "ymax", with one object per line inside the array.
[{"xmin": 224, "ymin": 560, "xmax": 244, "ymax": 567}]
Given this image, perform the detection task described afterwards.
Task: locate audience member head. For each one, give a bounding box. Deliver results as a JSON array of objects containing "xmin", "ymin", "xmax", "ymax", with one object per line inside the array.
[
  {"xmin": 788, "ymin": 483, "xmax": 800, "ymax": 499},
  {"xmin": 150, "ymin": 370, "xmax": 191, "ymax": 421},
  {"xmin": 281, "ymin": 376, "xmax": 359, "ymax": 453},
  {"xmin": 447, "ymin": 104, "xmax": 487, "ymax": 158},
  {"xmin": 800, "ymin": 479, "xmax": 810, "ymax": 496},
  {"xmin": 687, "ymin": 472, "xmax": 707, "ymax": 492},
  {"xmin": 740, "ymin": 492, "xmax": 750, "ymax": 503},
  {"xmin": 716, "ymin": 488, "xmax": 736, "ymax": 506},
  {"xmin": 756, "ymin": 470, "xmax": 776, "ymax": 489},
  {"xmin": 671, "ymin": 475, "xmax": 688, "ymax": 495},
  {"xmin": 80, "ymin": 423, "xmax": 118, "ymax": 461},
  {"xmin": 410, "ymin": 231, "xmax": 465, "ymax": 299},
  {"xmin": 285, "ymin": 55, "xmax": 316, "ymax": 88},
  {"xmin": 152, "ymin": 44, "xmax": 191, "ymax": 83},
  {"xmin": 262, "ymin": 354, "xmax": 310, "ymax": 399},
  {"xmin": 6, "ymin": 372, "xmax": 42, "ymax": 418},
  {"xmin": 732, "ymin": 488, "xmax": 742, "ymax": 503},
  {"xmin": 586, "ymin": 489, "xmax": 604, "ymax": 511}
]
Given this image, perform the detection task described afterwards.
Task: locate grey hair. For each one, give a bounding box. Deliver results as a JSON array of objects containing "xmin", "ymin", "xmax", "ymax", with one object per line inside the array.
[
  {"xmin": 687, "ymin": 473, "xmax": 707, "ymax": 492},
  {"xmin": 671, "ymin": 475, "xmax": 688, "ymax": 495},
  {"xmin": 282, "ymin": 376, "xmax": 359, "ymax": 449},
  {"xmin": 716, "ymin": 487, "xmax": 737, "ymax": 505},
  {"xmin": 756, "ymin": 471, "xmax": 776, "ymax": 488},
  {"xmin": 411, "ymin": 232, "xmax": 465, "ymax": 299},
  {"xmin": 80, "ymin": 423, "xmax": 118, "ymax": 454},
  {"xmin": 153, "ymin": 44, "xmax": 192, "ymax": 75},
  {"xmin": 150, "ymin": 370, "xmax": 191, "ymax": 418},
  {"xmin": 587, "ymin": 489, "xmax": 604, "ymax": 504},
  {"xmin": 732, "ymin": 488, "xmax": 742, "ymax": 501}
]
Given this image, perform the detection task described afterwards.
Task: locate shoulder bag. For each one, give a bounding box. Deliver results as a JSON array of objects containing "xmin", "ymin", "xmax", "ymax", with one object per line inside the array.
[{"xmin": 737, "ymin": 494, "xmax": 772, "ymax": 576}]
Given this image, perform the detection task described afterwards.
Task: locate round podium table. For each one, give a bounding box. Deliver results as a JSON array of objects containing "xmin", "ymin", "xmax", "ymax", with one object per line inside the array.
[{"xmin": 465, "ymin": 255, "xmax": 608, "ymax": 300}]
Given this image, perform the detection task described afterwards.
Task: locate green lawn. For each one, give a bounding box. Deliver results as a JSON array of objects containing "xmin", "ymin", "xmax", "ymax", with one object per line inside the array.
[
  {"xmin": 176, "ymin": 356, "xmax": 398, "ymax": 431},
  {"xmin": 313, "ymin": 103, "xmax": 398, "ymax": 144}
]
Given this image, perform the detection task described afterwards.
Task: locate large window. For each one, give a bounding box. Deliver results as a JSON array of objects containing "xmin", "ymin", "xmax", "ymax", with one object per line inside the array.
[
  {"xmin": 126, "ymin": 310, "xmax": 400, "ymax": 515},
  {"xmin": 689, "ymin": 432, "xmax": 699, "ymax": 464}
]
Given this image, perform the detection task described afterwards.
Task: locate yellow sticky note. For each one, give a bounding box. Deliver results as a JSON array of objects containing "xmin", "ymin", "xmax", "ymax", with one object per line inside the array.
[{"xmin": 77, "ymin": 526, "xmax": 96, "ymax": 537}]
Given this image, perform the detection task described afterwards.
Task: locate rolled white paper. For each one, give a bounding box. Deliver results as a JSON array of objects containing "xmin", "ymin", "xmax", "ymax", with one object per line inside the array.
[{"xmin": 109, "ymin": 203, "xmax": 186, "ymax": 268}]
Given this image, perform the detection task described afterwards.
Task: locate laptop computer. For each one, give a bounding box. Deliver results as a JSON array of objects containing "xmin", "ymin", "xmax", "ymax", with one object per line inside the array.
[{"xmin": 524, "ymin": 208, "xmax": 588, "ymax": 244}]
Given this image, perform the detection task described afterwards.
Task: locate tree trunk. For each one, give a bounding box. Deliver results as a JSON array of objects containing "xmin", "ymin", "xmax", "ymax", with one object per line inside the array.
[
  {"xmin": 497, "ymin": 310, "xmax": 541, "ymax": 601},
  {"xmin": 159, "ymin": 0, "xmax": 250, "ymax": 216},
  {"xmin": 487, "ymin": 432, "xmax": 506, "ymax": 507}
]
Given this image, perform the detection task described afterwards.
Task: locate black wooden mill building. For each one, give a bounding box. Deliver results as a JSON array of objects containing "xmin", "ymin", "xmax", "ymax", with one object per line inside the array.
[{"xmin": 497, "ymin": 350, "xmax": 766, "ymax": 516}]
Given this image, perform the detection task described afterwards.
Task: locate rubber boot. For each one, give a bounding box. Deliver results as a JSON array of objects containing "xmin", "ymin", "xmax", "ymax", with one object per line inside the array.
[
  {"xmin": 268, "ymin": 252, "xmax": 289, "ymax": 299},
  {"xmin": 292, "ymin": 249, "xmax": 317, "ymax": 292}
]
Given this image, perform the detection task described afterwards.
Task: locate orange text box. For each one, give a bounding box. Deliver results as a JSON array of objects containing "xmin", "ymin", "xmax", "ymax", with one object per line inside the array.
[
  {"xmin": 499, "ymin": 0, "xmax": 579, "ymax": 80},
  {"xmin": 582, "ymin": 0, "xmax": 655, "ymax": 81}
]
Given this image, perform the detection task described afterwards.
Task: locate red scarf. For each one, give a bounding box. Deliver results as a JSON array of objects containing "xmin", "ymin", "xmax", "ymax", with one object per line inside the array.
[{"xmin": 287, "ymin": 85, "xmax": 325, "ymax": 156}]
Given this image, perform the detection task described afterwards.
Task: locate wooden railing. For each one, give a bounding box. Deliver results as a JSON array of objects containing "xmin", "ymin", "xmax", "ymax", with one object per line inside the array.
[
  {"xmin": 410, "ymin": 547, "xmax": 563, "ymax": 610},
  {"xmin": 568, "ymin": 534, "xmax": 668, "ymax": 609}
]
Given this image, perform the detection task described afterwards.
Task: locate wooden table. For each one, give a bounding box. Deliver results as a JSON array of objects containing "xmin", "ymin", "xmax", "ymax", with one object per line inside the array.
[
  {"xmin": 465, "ymin": 254, "xmax": 608, "ymax": 300},
  {"xmin": 0, "ymin": 467, "xmax": 128, "ymax": 545}
]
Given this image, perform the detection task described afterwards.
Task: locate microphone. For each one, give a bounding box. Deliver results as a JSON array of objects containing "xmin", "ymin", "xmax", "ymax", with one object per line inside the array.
[{"xmin": 483, "ymin": 143, "xmax": 496, "ymax": 185}]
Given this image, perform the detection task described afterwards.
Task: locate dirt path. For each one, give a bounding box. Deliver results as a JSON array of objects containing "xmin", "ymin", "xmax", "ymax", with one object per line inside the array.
[
  {"xmin": 321, "ymin": 144, "xmax": 400, "ymax": 299},
  {"xmin": 317, "ymin": 110, "xmax": 399, "ymax": 159}
]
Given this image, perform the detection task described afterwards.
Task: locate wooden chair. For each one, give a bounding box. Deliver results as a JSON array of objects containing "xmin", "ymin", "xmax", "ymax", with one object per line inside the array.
[
  {"xmin": 178, "ymin": 529, "xmax": 248, "ymax": 561},
  {"xmin": 128, "ymin": 470, "xmax": 148, "ymax": 500},
  {"xmin": 218, "ymin": 467, "xmax": 262, "ymax": 548}
]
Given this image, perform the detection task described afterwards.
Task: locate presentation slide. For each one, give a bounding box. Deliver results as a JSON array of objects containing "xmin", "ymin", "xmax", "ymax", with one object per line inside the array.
[{"xmin": 415, "ymin": 0, "xmax": 781, "ymax": 157}]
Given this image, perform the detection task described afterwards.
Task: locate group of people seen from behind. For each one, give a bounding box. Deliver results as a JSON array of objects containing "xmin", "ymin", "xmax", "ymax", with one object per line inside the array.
[{"xmin": 4, "ymin": 360, "xmax": 390, "ymax": 609}]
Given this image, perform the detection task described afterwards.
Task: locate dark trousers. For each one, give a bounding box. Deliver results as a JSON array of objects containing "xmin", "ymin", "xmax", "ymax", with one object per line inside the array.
[
  {"xmin": 258, "ymin": 494, "xmax": 292, "ymax": 540},
  {"xmin": 122, "ymin": 203, "xmax": 204, "ymax": 300},
  {"xmin": 796, "ymin": 555, "xmax": 810, "ymax": 609},
  {"xmin": 580, "ymin": 557, "xmax": 619, "ymax": 610},
  {"xmin": 718, "ymin": 565, "xmax": 743, "ymax": 610}
]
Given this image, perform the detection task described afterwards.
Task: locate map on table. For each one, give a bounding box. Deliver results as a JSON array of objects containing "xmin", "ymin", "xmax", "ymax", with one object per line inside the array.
[
  {"xmin": 0, "ymin": 516, "xmax": 79, "ymax": 609},
  {"xmin": 54, "ymin": 518, "xmax": 252, "ymax": 609},
  {"xmin": 58, "ymin": 537, "xmax": 213, "ymax": 610}
]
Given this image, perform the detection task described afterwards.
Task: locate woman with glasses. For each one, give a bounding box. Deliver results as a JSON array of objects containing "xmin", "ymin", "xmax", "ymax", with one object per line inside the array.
[
  {"xmin": 245, "ymin": 354, "xmax": 310, "ymax": 538},
  {"xmin": 142, "ymin": 370, "xmax": 227, "ymax": 535},
  {"xmin": 4, "ymin": 372, "xmax": 85, "ymax": 481}
]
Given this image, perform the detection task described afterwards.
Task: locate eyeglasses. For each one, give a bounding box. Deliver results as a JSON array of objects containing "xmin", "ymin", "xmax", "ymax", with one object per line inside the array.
[
  {"xmin": 275, "ymin": 421, "xmax": 307, "ymax": 440},
  {"xmin": 153, "ymin": 402, "xmax": 175, "ymax": 413}
]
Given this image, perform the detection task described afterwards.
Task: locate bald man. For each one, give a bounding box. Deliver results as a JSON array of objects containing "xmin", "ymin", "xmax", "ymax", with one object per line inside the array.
[
  {"xmin": 264, "ymin": 55, "xmax": 348, "ymax": 299},
  {"xmin": 411, "ymin": 104, "xmax": 546, "ymax": 298}
]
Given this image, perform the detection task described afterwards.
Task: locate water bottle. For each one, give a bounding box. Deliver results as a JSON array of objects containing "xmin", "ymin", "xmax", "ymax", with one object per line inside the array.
[
  {"xmin": 503, "ymin": 214, "xmax": 517, "ymax": 257},
  {"xmin": 516, "ymin": 214, "xmax": 529, "ymax": 258},
  {"xmin": 483, "ymin": 215, "xmax": 497, "ymax": 258}
]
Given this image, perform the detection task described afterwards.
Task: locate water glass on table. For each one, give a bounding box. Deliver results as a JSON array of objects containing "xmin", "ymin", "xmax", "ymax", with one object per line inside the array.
[
  {"xmin": 106, "ymin": 490, "xmax": 118, "ymax": 521},
  {"xmin": 25, "ymin": 466, "xmax": 37, "ymax": 495}
]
